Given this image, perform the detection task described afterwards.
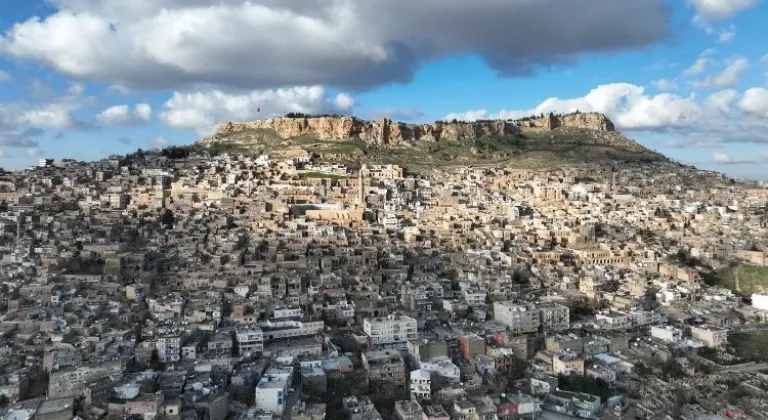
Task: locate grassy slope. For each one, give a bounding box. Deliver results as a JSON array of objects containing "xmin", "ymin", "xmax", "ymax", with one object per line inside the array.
[
  {"xmin": 706, "ymin": 263, "xmax": 768, "ymax": 294},
  {"xmin": 200, "ymin": 126, "xmax": 666, "ymax": 172},
  {"xmin": 729, "ymin": 330, "xmax": 768, "ymax": 362},
  {"xmin": 735, "ymin": 264, "xmax": 768, "ymax": 294}
]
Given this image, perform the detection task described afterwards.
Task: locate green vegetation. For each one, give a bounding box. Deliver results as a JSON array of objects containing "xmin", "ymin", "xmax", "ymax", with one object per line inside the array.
[
  {"xmin": 302, "ymin": 138, "xmax": 368, "ymax": 157},
  {"xmin": 557, "ymin": 374, "xmax": 611, "ymax": 401},
  {"xmin": 20, "ymin": 366, "xmax": 49, "ymax": 400},
  {"xmin": 703, "ymin": 263, "xmax": 768, "ymax": 294},
  {"xmin": 200, "ymin": 126, "xmax": 665, "ymax": 172},
  {"xmin": 735, "ymin": 264, "xmax": 768, "ymax": 294},
  {"xmin": 283, "ymin": 112, "xmax": 344, "ymax": 119},
  {"xmin": 698, "ymin": 331, "xmax": 768, "ymax": 365},
  {"xmin": 728, "ymin": 330, "xmax": 768, "ymax": 363}
]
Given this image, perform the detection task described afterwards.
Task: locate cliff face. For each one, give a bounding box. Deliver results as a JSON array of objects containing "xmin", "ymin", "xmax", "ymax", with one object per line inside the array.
[
  {"xmin": 556, "ymin": 112, "xmax": 614, "ymax": 131},
  {"xmin": 201, "ymin": 112, "xmax": 615, "ymax": 146}
]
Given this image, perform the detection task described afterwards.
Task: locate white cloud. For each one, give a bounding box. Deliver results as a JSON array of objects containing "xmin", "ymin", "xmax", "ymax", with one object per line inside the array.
[
  {"xmin": 740, "ymin": 88, "xmax": 768, "ymax": 118},
  {"xmin": 96, "ymin": 105, "xmax": 131, "ymax": 125},
  {"xmin": 0, "ymin": 70, "xmax": 10, "ymax": 81},
  {"xmin": 446, "ymin": 82, "xmax": 768, "ymax": 150},
  {"xmin": 19, "ymin": 106, "xmax": 74, "ymax": 129},
  {"xmin": 108, "ymin": 84, "xmax": 131, "ymax": 95},
  {"xmin": 147, "ymin": 136, "xmax": 169, "ymax": 148},
  {"xmin": 12, "ymin": 81, "xmax": 92, "ymax": 130},
  {"xmin": 692, "ymin": 15, "xmax": 714, "ymax": 34},
  {"xmin": 26, "ymin": 147, "xmax": 43, "ymax": 157},
  {"xmin": 0, "ymin": 81, "xmax": 93, "ymax": 156},
  {"xmin": 762, "ymin": 54, "xmax": 768, "ymax": 63},
  {"xmin": 159, "ymin": 85, "xmax": 355, "ymax": 135},
  {"xmin": 68, "ymin": 82, "xmax": 86, "ymax": 96},
  {"xmin": 705, "ymin": 89, "xmax": 739, "ymax": 114},
  {"xmin": 334, "ymin": 93, "xmax": 355, "ymax": 111},
  {"xmin": 135, "ymin": 103, "xmax": 152, "ymax": 121},
  {"xmin": 716, "ymin": 25, "xmax": 736, "ymax": 43},
  {"xmin": 0, "ymin": 0, "xmax": 671, "ymax": 91},
  {"xmin": 712, "ymin": 152, "xmax": 735, "ymax": 163},
  {"xmin": 685, "ymin": 0, "xmax": 761, "ymax": 20},
  {"xmin": 712, "ymin": 151, "xmax": 768, "ymax": 164},
  {"xmin": 665, "ymin": 138, "xmax": 722, "ymax": 149},
  {"xmin": 446, "ymin": 83, "xmax": 702, "ymax": 132},
  {"xmin": 693, "ymin": 56, "xmax": 750, "ymax": 89},
  {"xmin": 97, "ymin": 103, "xmax": 152, "ymax": 125},
  {"xmin": 683, "ymin": 57, "xmax": 714, "ymax": 76},
  {"xmin": 652, "ymin": 78, "xmax": 679, "ymax": 91}
]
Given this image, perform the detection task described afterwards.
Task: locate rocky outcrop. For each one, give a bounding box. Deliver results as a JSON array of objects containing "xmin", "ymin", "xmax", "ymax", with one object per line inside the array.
[
  {"xmin": 201, "ymin": 112, "xmax": 615, "ymax": 146},
  {"xmin": 556, "ymin": 112, "xmax": 614, "ymax": 131}
]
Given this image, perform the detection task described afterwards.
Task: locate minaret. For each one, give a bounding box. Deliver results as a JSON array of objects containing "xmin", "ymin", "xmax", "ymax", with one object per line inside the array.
[
  {"xmin": 358, "ymin": 166, "xmax": 366, "ymax": 209},
  {"xmin": 16, "ymin": 212, "xmax": 22, "ymax": 248}
]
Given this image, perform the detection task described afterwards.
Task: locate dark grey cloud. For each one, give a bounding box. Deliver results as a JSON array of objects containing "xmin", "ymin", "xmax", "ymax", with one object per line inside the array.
[
  {"xmin": 1, "ymin": 0, "xmax": 671, "ymax": 91},
  {"xmin": 21, "ymin": 127, "xmax": 45, "ymax": 138},
  {"xmin": 0, "ymin": 130, "xmax": 41, "ymax": 148}
]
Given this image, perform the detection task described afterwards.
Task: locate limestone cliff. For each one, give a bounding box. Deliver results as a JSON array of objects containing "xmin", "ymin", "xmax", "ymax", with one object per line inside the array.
[
  {"xmin": 200, "ymin": 112, "xmax": 615, "ymax": 147},
  {"xmin": 516, "ymin": 112, "xmax": 614, "ymax": 132},
  {"xmin": 558, "ymin": 112, "xmax": 614, "ymax": 131}
]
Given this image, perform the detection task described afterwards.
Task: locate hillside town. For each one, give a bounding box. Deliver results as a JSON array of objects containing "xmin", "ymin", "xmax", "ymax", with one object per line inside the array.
[{"xmin": 1, "ymin": 149, "xmax": 768, "ymax": 420}]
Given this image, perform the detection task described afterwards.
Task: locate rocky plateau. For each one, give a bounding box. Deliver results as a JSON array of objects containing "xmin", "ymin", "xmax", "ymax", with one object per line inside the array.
[{"xmin": 199, "ymin": 112, "xmax": 617, "ymax": 147}]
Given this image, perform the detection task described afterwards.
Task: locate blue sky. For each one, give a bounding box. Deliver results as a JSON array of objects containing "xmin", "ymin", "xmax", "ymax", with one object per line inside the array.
[{"xmin": 1, "ymin": 0, "xmax": 767, "ymax": 179}]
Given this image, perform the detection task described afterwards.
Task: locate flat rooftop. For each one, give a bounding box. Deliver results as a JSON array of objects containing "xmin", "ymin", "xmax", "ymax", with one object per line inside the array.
[{"xmin": 36, "ymin": 397, "xmax": 74, "ymax": 415}]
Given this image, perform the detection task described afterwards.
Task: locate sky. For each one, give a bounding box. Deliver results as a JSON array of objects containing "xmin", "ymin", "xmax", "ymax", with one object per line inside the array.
[{"xmin": 0, "ymin": 1, "xmax": 767, "ymax": 179}]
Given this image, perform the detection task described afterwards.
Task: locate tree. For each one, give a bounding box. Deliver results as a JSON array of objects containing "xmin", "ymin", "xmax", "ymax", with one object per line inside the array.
[
  {"xmin": 505, "ymin": 356, "xmax": 529, "ymax": 382},
  {"xmin": 140, "ymin": 380, "xmax": 159, "ymax": 394},
  {"xmin": 161, "ymin": 209, "xmax": 175, "ymax": 229},
  {"xmin": 0, "ymin": 394, "xmax": 9, "ymax": 408},
  {"xmin": 150, "ymin": 349, "xmax": 164, "ymax": 371},
  {"xmin": 557, "ymin": 374, "xmax": 610, "ymax": 401}
]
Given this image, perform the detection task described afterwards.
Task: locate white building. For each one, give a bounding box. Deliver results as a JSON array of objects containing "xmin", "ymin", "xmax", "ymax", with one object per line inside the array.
[
  {"xmin": 650, "ymin": 326, "xmax": 682, "ymax": 343},
  {"xmin": 409, "ymin": 369, "xmax": 431, "ymax": 401},
  {"xmin": 462, "ymin": 288, "xmax": 487, "ymax": 306},
  {"xmin": 258, "ymin": 316, "xmax": 325, "ymax": 341},
  {"xmin": 752, "ymin": 293, "xmax": 768, "ymax": 311},
  {"xmin": 493, "ymin": 302, "xmax": 541, "ymax": 333},
  {"xmin": 156, "ymin": 333, "xmax": 182, "ymax": 363},
  {"xmin": 233, "ymin": 285, "xmax": 249, "ymax": 298},
  {"xmin": 539, "ymin": 302, "xmax": 571, "ymax": 330},
  {"xmin": 595, "ymin": 312, "xmax": 632, "ymax": 330},
  {"xmin": 419, "ymin": 360, "xmax": 461, "ymax": 383},
  {"xmin": 629, "ymin": 310, "xmax": 654, "ymax": 326},
  {"xmin": 656, "ymin": 288, "xmax": 681, "ymax": 305},
  {"xmin": 690, "ymin": 326, "xmax": 727, "ymax": 348},
  {"xmin": 364, "ymin": 314, "xmax": 418, "ymax": 346},
  {"xmin": 235, "ymin": 325, "xmax": 264, "ymax": 356},
  {"xmin": 272, "ymin": 306, "xmax": 303, "ymax": 319},
  {"xmin": 336, "ymin": 300, "xmax": 355, "ymax": 320},
  {"xmin": 254, "ymin": 367, "xmax": 293, "ymax": 415}
]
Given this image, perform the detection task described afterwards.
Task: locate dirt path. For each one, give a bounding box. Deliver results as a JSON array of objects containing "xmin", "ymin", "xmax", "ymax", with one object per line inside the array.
[{"xmin": 735, "ymin": 264, "xmax": 742, "ymax": 292}]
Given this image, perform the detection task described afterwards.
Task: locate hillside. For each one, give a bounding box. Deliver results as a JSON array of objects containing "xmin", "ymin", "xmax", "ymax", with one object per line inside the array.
[
  {"xmin": 197, "ymin": 112, "xmax": 667, "ymax": 170},
  {"xmin": 704, "ymin": 263, "xmax": 768, "ymax": 295}
]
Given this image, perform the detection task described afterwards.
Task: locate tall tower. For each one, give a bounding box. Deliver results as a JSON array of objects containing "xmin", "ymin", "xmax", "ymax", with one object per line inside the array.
[
  {"xmin": 16, "ymin": 211, "xmax": 22, "ymax": 248},
  {"xmin": 358, "ymin": 166, "xmax": 366, "ymax": 209}
]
